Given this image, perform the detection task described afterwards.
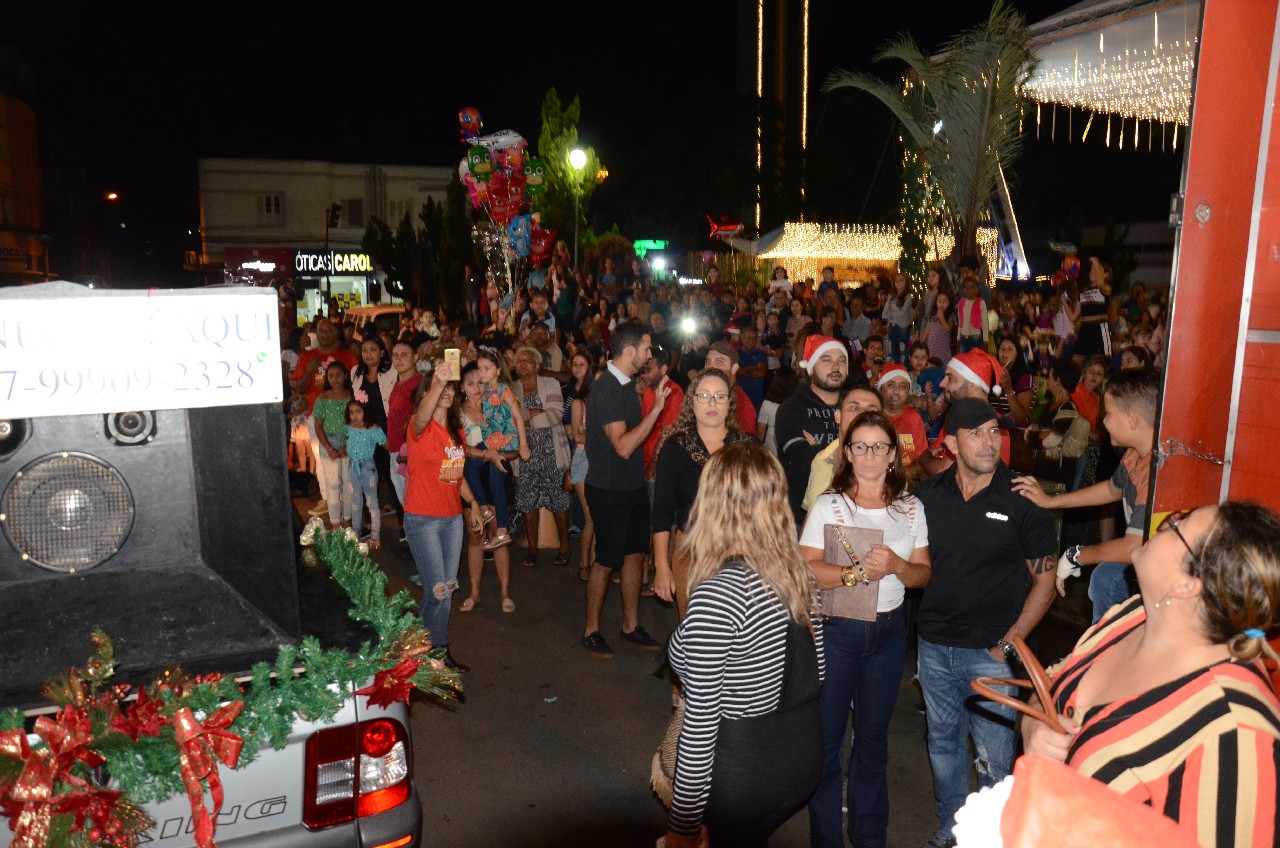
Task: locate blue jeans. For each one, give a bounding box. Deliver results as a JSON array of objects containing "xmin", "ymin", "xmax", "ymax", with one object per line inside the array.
[
  {"xmin": 916, "ymin": 639, "xmax": 1017, "ymax": 840},
  {"xmin": 957, "ymin": 335, "xmax": 983, "ymax": 354},
  {"xmin": 1089, "ymin": 561, "xmax": 1133, "ymax": 623},
  {"xmin": 887, "ymin": 324, "xmax": 911, "ymax": 364},
  {"xmin": 403, "ymin": 513, "xmax": 463, "ymax": 648},
  {"xmin": 348, "ymin": 460, "xmax": 380, "ymax": 541},
  {"xmin": 464, "ymin": 457, "xmax": 511, "ymax": 529},
  {"xmin": 808, "ymin": 609, "xmax": 907, "ymax": 848}
]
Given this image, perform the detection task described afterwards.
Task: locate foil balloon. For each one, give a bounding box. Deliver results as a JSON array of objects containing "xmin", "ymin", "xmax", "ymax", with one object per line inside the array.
[
  {"xmin": 1061, "ymin": 254, "xmax": 1080, "ymax": 281},
  {"xmin": 499, "ymin": 144, "xmax": 525, "ymax": 171},
  {"xmin": 467, "ymin": 144, "xmax": 493, "ymax": 182},
  {"xmin": 458, "ymin": 106, "xmax": 483, "ymax": 143},
  {"xmin": 507, "ymin": 215, "xmax": 532, "ymax": 258},
  {"xmin": 524, "ymin": 157, "xmax": 547, "ymax": 199},
  {"xmin": 476, "ymin": 129, "xmax": 526, "ymax": 153},
  {"xmin": 530, "ymin": 225, "xmax": 556, "ymax": 266}
]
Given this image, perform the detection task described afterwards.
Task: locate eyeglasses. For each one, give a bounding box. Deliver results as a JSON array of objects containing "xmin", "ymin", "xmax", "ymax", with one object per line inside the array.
[
  {"xmin": 1158, "ymin": 509, "xmax": 1194, "ymax": 556},
  {"xmin": 846, "ymin": 441, "xmax": 893, "ymax": 456},
  {"xmin": 692, "ymin": 392, "xmax": 730, "ymax": 405}
]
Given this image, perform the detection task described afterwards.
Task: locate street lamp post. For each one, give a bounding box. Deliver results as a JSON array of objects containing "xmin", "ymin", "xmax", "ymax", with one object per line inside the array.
[{"xmin": 568, "ymin": 148, "xmax": 587, "ymax": 273}]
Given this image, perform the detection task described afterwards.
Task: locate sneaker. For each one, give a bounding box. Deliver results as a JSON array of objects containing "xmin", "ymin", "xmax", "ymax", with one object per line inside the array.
[
  {"xmin": 619, "ymin": 626, "xmax": 660, "ymax": 651},
  {"xmin": 582, "ymin": 631, "xmax": 613, "ymax": 659},
  {"xmin": 920, "ymin": 835, "xmax": 956, "ymax": 848}
]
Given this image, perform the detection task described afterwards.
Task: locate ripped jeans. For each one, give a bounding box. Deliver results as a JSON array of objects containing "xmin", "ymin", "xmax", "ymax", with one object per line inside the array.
[
  {"xmin": 916, "ymin": 639, "xmax": 1017, "ymax": 840},
  {"xmin": 403, "ymin": 513, "xmax": 463, "ymax": 649}
]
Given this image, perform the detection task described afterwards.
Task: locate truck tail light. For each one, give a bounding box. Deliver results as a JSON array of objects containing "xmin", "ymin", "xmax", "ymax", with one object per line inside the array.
[{"xmin": 303, "ymin": 718, "xmax": 412, "ymax": 829}]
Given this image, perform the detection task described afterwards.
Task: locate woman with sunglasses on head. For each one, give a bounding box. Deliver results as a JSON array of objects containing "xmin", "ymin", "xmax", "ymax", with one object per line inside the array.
[
  {"xmin": 650, "ymin": 368, "xmax": 756, "ymax": 617},
  {"xmin": 1022, "ymin": 501, "xmax": 1280, "ymax": 847},
  {"xmin": 799, "ymin": 410, "xmax": 932, "ymax": 848}
]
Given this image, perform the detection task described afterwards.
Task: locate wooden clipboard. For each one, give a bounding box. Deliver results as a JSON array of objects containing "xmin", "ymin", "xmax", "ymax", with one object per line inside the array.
[{"xmin": 821, "ymin": 525, "xmax": 883, "ymax": 621}]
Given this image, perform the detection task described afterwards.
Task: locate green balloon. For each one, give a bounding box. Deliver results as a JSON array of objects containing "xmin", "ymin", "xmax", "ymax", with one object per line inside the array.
[{"xmin": 468, "ymin": 145, "xmax": 493, "ymax": 183}]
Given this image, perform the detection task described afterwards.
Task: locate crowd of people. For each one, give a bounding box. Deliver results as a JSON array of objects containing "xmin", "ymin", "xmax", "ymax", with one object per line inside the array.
[{"xmin": 280, "ymin": 253, "xmax": 1279, "ymax": 848}]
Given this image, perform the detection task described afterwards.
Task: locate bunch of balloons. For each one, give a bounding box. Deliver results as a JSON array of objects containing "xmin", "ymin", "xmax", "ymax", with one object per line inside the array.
[{"xmin": 457, "ymin": 107, "xmax": 556, "ymax": 296}]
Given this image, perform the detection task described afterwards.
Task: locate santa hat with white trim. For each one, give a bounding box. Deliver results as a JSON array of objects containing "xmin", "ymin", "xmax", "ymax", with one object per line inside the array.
[
  {"xmin": 876, "ymin": 363, "xmax": 912, "ymax": 389},
  {"xmin": 799, "ymin": 335, "xmax": 847, "ymax": 372},
  {"xmin": 947, "ymin": 349, "xmax": 1005, "ymax": 396}
]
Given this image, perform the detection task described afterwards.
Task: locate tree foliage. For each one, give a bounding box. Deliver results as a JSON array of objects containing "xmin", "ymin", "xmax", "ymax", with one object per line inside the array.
[
  {"xmin": 825, "ymin": 0, "xmax": 1037, "ymax": 265},
  {"xmin": 537, "ymin": 89, "xmax": 605, "ymax": 250}
]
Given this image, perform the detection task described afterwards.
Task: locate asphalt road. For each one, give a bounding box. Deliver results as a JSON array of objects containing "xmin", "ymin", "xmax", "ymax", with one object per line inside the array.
[{"xmin": 335, "ymin": 503, "xmax": 1094, "ymax": 848}]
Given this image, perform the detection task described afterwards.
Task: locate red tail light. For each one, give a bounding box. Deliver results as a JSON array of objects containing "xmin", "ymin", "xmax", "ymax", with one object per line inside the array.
[{"xmin": 303, "ymin": 718, "xmax": 412, "ymax": 829}]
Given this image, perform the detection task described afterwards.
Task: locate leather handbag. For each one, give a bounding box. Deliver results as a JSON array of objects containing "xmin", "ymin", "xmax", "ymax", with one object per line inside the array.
[{"xmin": 970, "ymin": 635, "xmax": 1064, "ymax": 733}]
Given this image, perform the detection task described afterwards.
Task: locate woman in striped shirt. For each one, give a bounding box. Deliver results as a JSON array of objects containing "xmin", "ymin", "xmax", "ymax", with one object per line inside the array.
[
  {"xmin": 663, "ymin": 442, "xmax": 825, "ymax": 848},
  {"xmin": 1023, "ymin": 501, "xmax": 1280, "ymax": 847}
]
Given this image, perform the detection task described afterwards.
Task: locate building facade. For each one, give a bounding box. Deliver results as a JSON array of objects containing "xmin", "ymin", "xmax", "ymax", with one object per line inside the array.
[{"xmin": 195, "ymin": 158, "xmax": 452, "ymax": 321}]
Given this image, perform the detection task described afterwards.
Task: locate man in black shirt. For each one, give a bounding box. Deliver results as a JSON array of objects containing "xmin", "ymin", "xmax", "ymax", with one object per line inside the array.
[
  {"xmin": 914, "ymin": 398, "xmax": 1057, "ymax": 848},
  {"xmin": 582, "ymin": 321, "xmax": 672, "ymax": 659},
  {"xmin": 775, "ymin": 335, "xmax": 849, "ymax": 524}
]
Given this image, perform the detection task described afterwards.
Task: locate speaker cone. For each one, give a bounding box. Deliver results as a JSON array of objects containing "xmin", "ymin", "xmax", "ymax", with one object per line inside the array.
[{"xmin": 1, "ymin": 453, "xmax": 134, "ymax": 573}]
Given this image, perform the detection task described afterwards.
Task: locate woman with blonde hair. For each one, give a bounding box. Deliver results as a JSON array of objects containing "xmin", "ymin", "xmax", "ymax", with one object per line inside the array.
[{"xmin": 663, "ymin": 441, "xmax": 824, "ymax": 848}]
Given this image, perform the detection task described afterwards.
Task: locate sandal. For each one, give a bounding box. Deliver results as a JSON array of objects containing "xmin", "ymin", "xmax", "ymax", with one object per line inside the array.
[
  {"xmin": 483, "ymin": 531, "xmax": 513, "ymax": 551},
  {"xmin": 460, "ymin": 597, "xmax": 477, "ymax": 612},
  {"xmin": 554, "ymin": 553, "xmax": 570, "ymax": 568},
  {"xmin": 367, "ymin": 538, "xmax": 381, "ymax": 551},
  {"xmin": 501, "ymin": 597, "xmax": 516, "ymax": 613},
  {"xmin": 522, "ymin": 554, "xmax": 537, "ymax": 568},
  {"xmin": 578, "ymin": 565, "xmax": 590, "ymax": 582}
]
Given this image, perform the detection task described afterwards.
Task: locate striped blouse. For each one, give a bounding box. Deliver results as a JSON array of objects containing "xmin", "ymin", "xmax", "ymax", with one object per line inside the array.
[
  {"xmin": 666, "ymin": 562, "xmax": 825, "ymax": 838},
  {"xmin": 1049, "ymin": 596, "xmax": 1280, "ymax": 848}
]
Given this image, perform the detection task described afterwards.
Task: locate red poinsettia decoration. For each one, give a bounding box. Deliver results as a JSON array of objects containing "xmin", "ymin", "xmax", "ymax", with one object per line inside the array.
[
  {"xmin": 355, "ymin": 658, "xmax": 421, "ymax": 708},
  {"xmin": 110, "ymin": 689, "xmax": 169, "ymax": 742}
]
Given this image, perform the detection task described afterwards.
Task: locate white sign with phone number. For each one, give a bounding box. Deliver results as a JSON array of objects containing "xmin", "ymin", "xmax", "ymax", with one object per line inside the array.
[{"xmin": 0, "ymin": 283, "xmax": 283, "ymax": 419}]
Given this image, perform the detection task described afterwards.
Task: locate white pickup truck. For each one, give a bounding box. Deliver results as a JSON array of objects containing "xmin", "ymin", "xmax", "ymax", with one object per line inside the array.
[{"xmin": 0, "ymin": 283, "xmax": 429, "ymax": 848}]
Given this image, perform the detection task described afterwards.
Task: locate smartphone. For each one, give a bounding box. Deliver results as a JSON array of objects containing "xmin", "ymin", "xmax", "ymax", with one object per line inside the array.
[{"xmin": 445, "ymin": 348, "xmax": 461, "ymax": 381}]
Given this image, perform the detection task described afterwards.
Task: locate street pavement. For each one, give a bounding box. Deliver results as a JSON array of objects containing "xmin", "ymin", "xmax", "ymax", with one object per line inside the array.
[{"xmin": 311, "ymin": 499, "xmax": 1093, "ymax": 848}]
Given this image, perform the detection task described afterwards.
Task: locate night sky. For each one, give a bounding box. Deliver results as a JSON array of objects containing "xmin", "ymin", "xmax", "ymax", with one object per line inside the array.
[{"xmin": 6, "ymin": 1, "xmax": 1183, "ymax": 267}]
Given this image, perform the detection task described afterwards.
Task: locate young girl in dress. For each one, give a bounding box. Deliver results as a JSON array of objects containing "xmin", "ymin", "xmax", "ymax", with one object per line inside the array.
[
  {"xmin": 312, "ymin": 361, "xmax": 354, "ymax": 529},
  {"xmin": 345, "ymin": 399, "xmax": 387, "ymax": 549},
  {"xmin": 473, "ymin": 347, "xmax": 530, "ymax": 551}
]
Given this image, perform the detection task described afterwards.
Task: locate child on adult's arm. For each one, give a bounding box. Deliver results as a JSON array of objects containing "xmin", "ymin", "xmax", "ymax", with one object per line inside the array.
[{"xmin": 1011, "ymin": 368, "xmax": 1159, "ymax": 622}]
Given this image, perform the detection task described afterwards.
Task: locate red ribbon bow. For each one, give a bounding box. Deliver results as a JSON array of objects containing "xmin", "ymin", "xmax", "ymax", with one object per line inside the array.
[{"xmin": 172, "ymin": 702, "xmax": 245, "ymax": 848}]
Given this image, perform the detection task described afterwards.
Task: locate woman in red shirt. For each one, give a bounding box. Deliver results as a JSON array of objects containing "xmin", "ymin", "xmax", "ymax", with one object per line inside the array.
[{"xmin": 404, "ymin": 359, "xmax": 481, "ymax": 671}]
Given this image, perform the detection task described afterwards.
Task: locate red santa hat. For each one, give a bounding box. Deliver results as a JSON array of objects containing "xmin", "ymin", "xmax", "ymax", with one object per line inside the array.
[
  {"xmin": 876, "ymin": 363, "xmax": 912, "ymax": 389},
  {"xmin": 947, "ymin": 349, "xmax": 1005, "ymax": 396},
  {"xmin": 799, "ymin": 335, "xmax": 847, "ymax": 372}
]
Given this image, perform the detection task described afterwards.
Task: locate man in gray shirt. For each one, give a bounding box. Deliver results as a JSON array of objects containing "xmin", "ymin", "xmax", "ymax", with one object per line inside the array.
[
  {"xmin": 843, "ymin": 294, "xmax": 872, "ymax": 348},
  {"xmin": 583, "ymin": 321, "xmax": 672, "ymax": 658}
]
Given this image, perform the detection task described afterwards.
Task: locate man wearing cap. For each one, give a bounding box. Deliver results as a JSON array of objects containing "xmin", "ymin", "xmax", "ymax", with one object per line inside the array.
[
  {"xmin": 704, "ymin": 340, "xmax": 758, "ymax": 435},
  {"xmin": 877, "ymin": 364, "xmax": 929, "ymax": 472},
  {"xmin": 919, "ymin": 349, "xmax": 1012, "ymax": 478},
  {"xmin": 776, "ymin": 335, "xmax": 850, "ymax": 523},
  {"xmin": 914, "ymin": 398, "xmax": 1057, "ymax": 848}
]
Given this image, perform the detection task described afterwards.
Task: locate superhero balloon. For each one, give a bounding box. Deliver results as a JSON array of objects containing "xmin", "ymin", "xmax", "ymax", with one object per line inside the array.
[
  {"xmin": 467, "ymin": 145, "xmax": 493, "ymax": 182},
  {"xmin": 507, "ymin": 215, "xmax": 532, "ymax": 258},
  {"xmin": 529, "ymin": 224, "xmax": 556, "ymax": 266},
  {"xmin": 1061, "ymin": 254, "xmax": 1080, "ymax": 281},
  {"xmin": 459, "ymin": 107, "xmax": 483, "ymax": 143},
  {"xmin": 524, "ymin": 157, "xmax": 547, "ymax": 199}
]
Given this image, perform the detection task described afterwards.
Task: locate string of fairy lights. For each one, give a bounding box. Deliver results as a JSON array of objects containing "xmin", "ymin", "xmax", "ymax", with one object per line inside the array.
[{"xmin": 760, "ymin": 222, "xmax": 1000, "ymax": 285}]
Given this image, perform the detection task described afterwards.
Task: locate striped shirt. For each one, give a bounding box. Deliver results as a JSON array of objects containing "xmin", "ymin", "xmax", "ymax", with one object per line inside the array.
[
  {"xmin": 666, "ymin": 562, "xmax": 825, "ymax": 838},
  {"xmin": 1049, "ymin": 596, "xmax": 1280, "ymax": 847}
]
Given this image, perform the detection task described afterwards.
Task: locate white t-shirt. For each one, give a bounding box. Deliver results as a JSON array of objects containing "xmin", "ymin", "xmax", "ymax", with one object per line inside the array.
[
  {"xmin": 799, "ymin": 492, "xmax": 929, "ymax": 612},
  {"xmin": 757, "ymin": 399, "xmax": 780, "ymax": 456}
]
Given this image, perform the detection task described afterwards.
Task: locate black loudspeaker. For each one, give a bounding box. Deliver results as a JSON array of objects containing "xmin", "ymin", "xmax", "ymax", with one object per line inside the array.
[{"xmin": 0, "ymin": 403, "xmax": 300, "ymax": 707}]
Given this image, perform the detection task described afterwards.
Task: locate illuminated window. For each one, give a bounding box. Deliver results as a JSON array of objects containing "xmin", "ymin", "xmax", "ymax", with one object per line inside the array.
[{"xmin": 258, "ymin": 194, "xmax": 283, "ymax": 227}]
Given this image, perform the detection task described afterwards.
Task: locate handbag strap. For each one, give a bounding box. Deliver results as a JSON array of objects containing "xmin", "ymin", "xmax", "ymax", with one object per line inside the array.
[{"xmin": 970, "ymin": 635, "xmax": 1064, "ymax": 733}]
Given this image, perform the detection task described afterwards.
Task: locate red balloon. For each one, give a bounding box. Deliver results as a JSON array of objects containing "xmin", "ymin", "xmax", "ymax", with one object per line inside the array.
[
  {"xmin": 459, "ymin": 106, "xmax": 483, "ymax": 142},
  {"xmin": 530, "ymin": 226, "xmax": 556, "ymax": 266}
]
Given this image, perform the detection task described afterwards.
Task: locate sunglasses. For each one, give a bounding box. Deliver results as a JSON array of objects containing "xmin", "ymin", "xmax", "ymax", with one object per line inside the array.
[{"xmin": 1158, "ymin": 509, "xmax": 1194, "ymax": 557}]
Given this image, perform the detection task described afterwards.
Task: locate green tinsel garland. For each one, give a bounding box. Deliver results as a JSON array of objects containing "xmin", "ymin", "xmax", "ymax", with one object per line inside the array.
[{"xmin": 0, "ymin": 530, "xmax": 458, "ymax": 808}]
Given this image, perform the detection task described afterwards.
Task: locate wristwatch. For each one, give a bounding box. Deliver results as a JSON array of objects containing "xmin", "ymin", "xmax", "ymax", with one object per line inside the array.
[
  {"xmin": 841, "ymin": 566, "xmax": 859, "ymax": 587},
  {"xmin": 995, "ymin": 639, "xmax": 1016, "ymax": 659},
  {"xmin": 1064, "ymin": 544, "xmax": 1083, "ymax": 568}
]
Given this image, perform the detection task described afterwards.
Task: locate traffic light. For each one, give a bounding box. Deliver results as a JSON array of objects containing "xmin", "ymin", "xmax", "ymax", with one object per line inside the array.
[{"xmin": 326, "ymin": 203, "xmax": 341, "ymax": 229}]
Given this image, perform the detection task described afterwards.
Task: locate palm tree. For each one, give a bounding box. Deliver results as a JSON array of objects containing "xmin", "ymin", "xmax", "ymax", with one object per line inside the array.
[{"xmin": 825, "ymin": 0, "xmax": 1037, "ymax": 265}]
